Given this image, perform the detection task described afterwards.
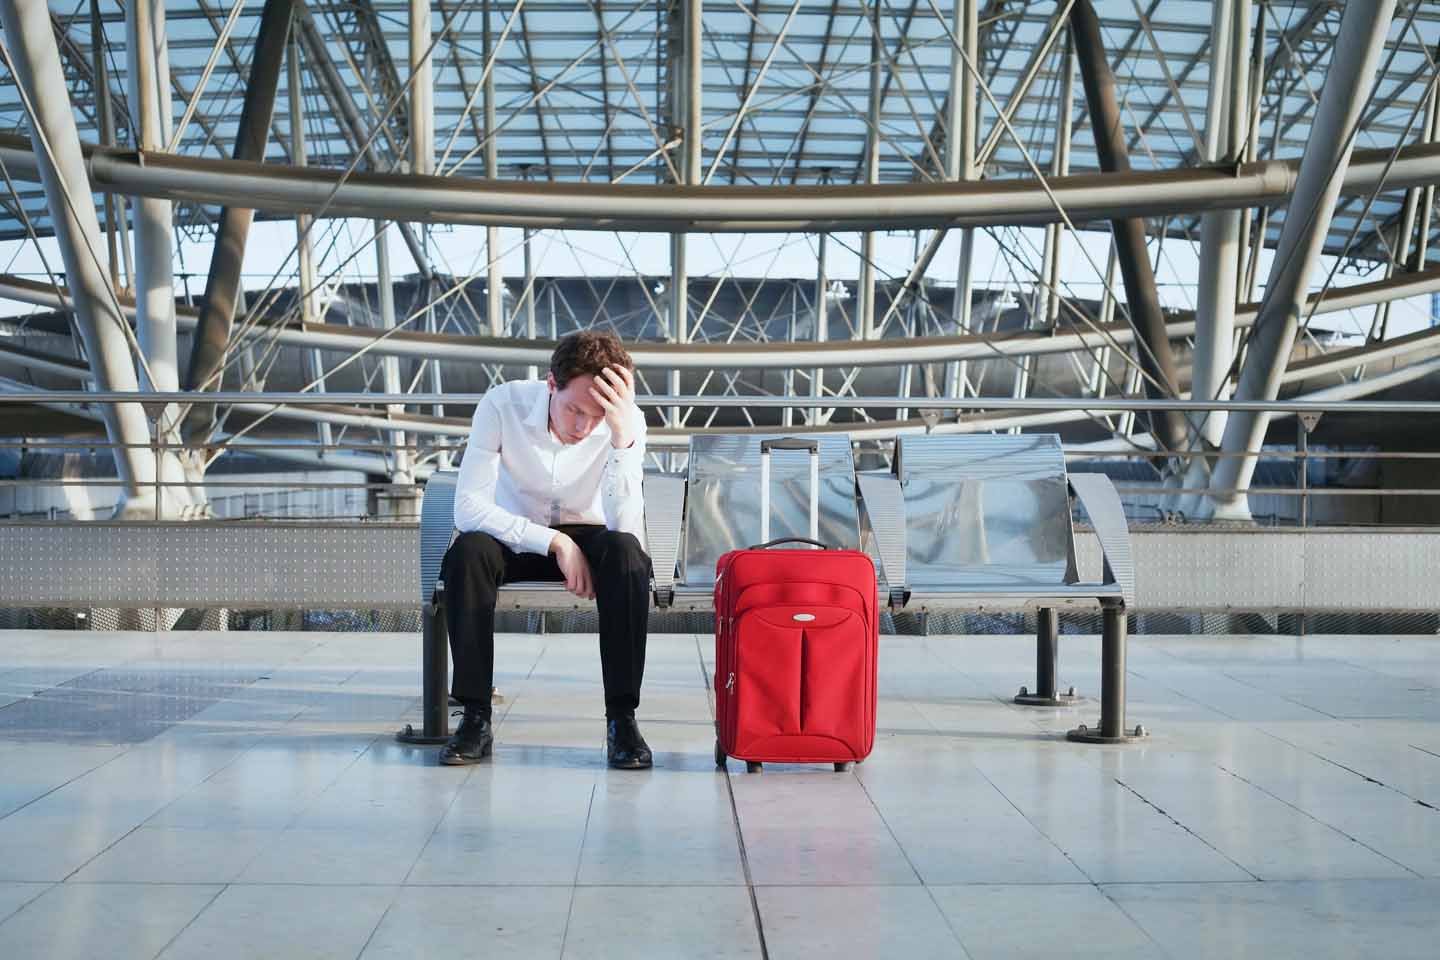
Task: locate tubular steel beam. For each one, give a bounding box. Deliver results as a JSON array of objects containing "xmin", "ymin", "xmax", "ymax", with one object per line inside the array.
[
  {"xmin": 4, "ymin": 136, "xmax": 1440, "ymax": 234},
  {"xmin": 8, "ymin": 262, "xmax": 1440, "ymax": 371},
  {"xmin": 182, "ymin": 0, "xmax": 294, "ymax": 443},
  {"xmin": 1070, "ymin": 0, "xmax": 1186, "ymax": 452},
  {"xmin": 1207, "ymin": 0, "xmax": 1399, "ymax": 520},
  {"xmin": 0, "ymin": 0, "xmax": 154, "ymax": 508}
]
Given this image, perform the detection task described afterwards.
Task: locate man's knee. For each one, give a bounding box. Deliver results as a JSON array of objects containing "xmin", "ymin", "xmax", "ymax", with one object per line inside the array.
[
  {"xmin": 591, "ymin": 530, "xmax": 650, "ymax": 577},
  {"xmin": 446, "ymin": 530, "xmax": 507, "ymax": 577}
]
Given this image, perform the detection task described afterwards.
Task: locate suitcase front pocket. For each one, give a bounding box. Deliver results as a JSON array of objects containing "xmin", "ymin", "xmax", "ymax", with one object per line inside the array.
[{"xmin": 733, "ymin": 604, "xmax": 866, "ymax": 754}]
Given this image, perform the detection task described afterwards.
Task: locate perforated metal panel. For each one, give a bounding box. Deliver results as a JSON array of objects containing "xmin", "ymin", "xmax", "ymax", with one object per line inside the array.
[
  {"xmin": 0, "ymin": 522, "xmax": 418, "ymax": 609},
  {"xmin": 1302, "ymin": 530, "xmax": 1440, "ymax": 612},
  {"xmin": 1073, "ymin": 528, "xmax": 1440, "ymax": 613},
  {"xmin": 3, "ymin": 522, "xmax": 1436, "ymax": 616}
]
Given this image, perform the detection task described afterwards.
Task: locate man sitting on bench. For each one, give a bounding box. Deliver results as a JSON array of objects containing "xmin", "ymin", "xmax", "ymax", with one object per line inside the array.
[{"xmin": 439, "ymin": 330, "xmax": 653, "ymax": 769}]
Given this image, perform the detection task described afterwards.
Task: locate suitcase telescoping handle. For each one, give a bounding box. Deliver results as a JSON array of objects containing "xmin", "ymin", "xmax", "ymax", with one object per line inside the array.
[{"xmin": 758, "ymin": 438, "xmax": 822, "ymax": 548}]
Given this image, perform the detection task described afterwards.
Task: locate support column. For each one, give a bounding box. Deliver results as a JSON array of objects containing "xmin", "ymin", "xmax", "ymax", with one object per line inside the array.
[
  {"xmin": 523, "ymin": 225, "xmax": 538, "ymax": 380},
  {"xmin": 482, "ymin": 0, "xmax": 504, "ymax": 343},
  {"xmin": 1, "ymin": 0, "xmax": 155, "ymax": 511},
  {"xmin": 1014, "ymin": 31, "xmax": 1073, "ymax": 405},
  {"xmin": 375, "ymin": 222, "xmax": 416, "ymax": 513},
  {"xmin": 1190, "ymin": 0, "xmax": 1250, "ymax": 449},
  {"xmin": 182, "ymin": 0, "xmax": 294, "ymax": 443},
  {"xmin": 412, "ymin": 0, "xmax": 448, "ymax": 456},
  {"xmin": 1179, "ymin": 0, "xmax": 1250, "ymax": 516},
  {"xmin": 410, "ymin": 0, "xmax": 434, "ymax": 180},
  {"xmin": 1070, "ymin": 0, "xmax": 1187, "ymax": 452},
  {"xmin": 1015, "ymin": 607, "xmax": 1080, "ymax": 706},
  {"xmin": 126, "ymin": 0, "xmax": 191, "ymax": 512},
  {"xmin": 1371, "ymin": 90, "xmax": 1430, "ymax": 340},
  {"xmin": 1067, "ymin": 600, "xmax": 1146, "ymax": 743},
  {"xmin": 784, "ymin": 285, "xmax": 796, "ymax": 428},
  {"xmin": 946, "ymin": 0, "xmax": 979, "ymax": 400},
  {"xmin": 812, "ymin": 232, "xmax": 828, "ymax": 426},
  {"xmin": 1408, "ymin": 90, "xmax": 1440, "ymax": 278},
  {"xmin": 288, "ymin": 28, "xmax": 331, "ymax": 453},
  {"xmin": 1207, "ymin": 0, "xmax": 1398, "ymax": 519},
  {"xmin": 858, "ymin": 5, "xmax": 881, "ymax": 341},
  {"xmin": 669, "ymin": 0, "xmax": 702, "ymax": 430},
  {"xmin": 91, "ymin": 0, "xmax": 124, "ymax": 294}
]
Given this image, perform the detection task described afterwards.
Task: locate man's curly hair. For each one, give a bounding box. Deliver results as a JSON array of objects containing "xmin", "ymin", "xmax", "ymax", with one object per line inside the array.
[{"xmin": 549, "ymin": 330, "xmax": 634, "ymax": 390}]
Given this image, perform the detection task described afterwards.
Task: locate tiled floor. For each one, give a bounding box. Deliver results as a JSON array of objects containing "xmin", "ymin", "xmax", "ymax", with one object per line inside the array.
[{"xmin": 0, "ymin": 628, "xmax": 1437, "ymax": 959}]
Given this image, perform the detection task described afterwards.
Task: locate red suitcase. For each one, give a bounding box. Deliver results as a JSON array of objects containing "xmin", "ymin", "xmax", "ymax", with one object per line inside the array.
[{"xmin": 712, "ymin": 438, "xmax": 879, "ymax": 773}]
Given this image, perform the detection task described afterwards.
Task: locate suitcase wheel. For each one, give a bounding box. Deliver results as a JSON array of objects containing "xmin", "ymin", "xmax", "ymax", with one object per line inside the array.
[
  {"xmin": 834, "ymin": 762, "xmax": 852, "ymax": 773},
  {"xmin": 714, "ymin": 740, "xmax": 727, "ymax": 768},
  {"xmin": 746, "ymin": 761, "xmax": 763, "ymax": 774}
]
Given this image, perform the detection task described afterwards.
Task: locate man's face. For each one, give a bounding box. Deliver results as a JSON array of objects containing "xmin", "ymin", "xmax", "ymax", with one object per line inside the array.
[{"xmin": 547, "ymin": 372, "xmax": 606, "ymax": 444}]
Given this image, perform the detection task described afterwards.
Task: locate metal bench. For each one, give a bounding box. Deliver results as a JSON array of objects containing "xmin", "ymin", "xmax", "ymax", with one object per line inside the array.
[
  {"xmin": 854, "ymin": 433, "xmax": 1141, "ymax": 743},
  {"xmin": 404, "ymin": 432, "xmax": 1142, "ymax": 745}
]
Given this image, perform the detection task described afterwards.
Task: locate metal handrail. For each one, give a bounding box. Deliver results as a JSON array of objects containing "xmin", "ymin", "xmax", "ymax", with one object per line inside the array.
[{"xmin": 7, "ymin": 390, "xmax": 1440, "ymax": 414}]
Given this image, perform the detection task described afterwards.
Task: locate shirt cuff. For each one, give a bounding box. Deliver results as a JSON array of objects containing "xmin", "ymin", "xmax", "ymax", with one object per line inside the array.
[
  {"xmin": 520, "ymin": 521, "xmax": 560, "ymax": 557},
  {"xmin": 606, "ymin": 441, "xmax": 642, "ymax": 465}
]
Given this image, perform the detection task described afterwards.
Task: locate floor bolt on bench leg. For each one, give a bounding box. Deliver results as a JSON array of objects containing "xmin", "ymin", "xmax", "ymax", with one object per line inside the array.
[
  {"xmin": 1015, "ymin": 606, "xmax": 1083, "ymax": 706},
  {"xmin": 1067, "ymin": 600, "xmax": 1148, "ymax": 744},
  {"xmin": 398, "ymin": 582, "xmax": 452, "ymax": 745}
]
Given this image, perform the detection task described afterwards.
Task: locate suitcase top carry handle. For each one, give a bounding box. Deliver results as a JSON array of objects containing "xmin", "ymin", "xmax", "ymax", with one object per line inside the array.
[
  {"xmin": 748, "ymin": 536, "xmax": 831, "ymax": 551},
  {"xmin": 760, "ymin": 438, "xmax": 820, "ymax": 455}
]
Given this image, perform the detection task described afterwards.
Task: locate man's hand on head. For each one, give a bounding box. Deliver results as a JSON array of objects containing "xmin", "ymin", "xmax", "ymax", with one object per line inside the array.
[{"xmin": 589, "ymin": 364, "xmax": 637, "ymax": 449}]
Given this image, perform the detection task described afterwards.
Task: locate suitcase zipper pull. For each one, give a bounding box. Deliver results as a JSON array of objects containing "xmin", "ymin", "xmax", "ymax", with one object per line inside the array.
[{"xmin": 726, "ymin": 672, "xmax": 735, "ymax": 692}]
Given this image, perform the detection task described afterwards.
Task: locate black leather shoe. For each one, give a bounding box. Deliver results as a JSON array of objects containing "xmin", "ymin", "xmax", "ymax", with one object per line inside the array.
[
  {"xmin": 606, "ymin": 716, "xmax": 653, "ymax": 769},
  {"xmin": 439, "ymin": 708, "xmax": 493, "ymax": 765}
]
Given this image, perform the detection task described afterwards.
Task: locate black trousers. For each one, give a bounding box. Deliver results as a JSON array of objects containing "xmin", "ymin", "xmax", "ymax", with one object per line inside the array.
[{"xmin": 441, "ymin": 525, "xmax": 651, "ymax": 719}]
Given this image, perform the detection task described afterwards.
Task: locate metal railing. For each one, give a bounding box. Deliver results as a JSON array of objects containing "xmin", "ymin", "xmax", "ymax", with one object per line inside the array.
[{"xmin": 2, "ymin": 391, "xmax": 1439, "ymax": 525}]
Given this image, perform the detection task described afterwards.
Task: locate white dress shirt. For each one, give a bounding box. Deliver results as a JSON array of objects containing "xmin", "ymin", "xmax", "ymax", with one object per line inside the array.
[{"xmin": 453, "ymin": 379, "xmax": 647, "ymax": 556}]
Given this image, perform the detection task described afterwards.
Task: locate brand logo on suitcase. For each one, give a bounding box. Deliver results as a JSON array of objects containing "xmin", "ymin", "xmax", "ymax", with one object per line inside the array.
[{"xmin": 791, "ymin": 613, "xmax": 816, "ymax": 621}]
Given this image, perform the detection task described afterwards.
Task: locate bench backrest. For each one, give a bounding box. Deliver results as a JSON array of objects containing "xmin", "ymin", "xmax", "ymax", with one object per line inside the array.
[
  {"xmin": 682, "ymin": 434, "xmax": 861, "ymax": 587},
  {"xmin": 894, "ymin": 433, "xmax": 1076, "ymax": 591},
  {"xmin": 419, "ymin": 472, "xmax": 459, "ymax": 605}
]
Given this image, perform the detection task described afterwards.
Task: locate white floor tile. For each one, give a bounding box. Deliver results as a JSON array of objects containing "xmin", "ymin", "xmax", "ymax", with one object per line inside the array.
[
  {"xmin": 1105, "ymin": 879, "xmax": 1440, "ymax": 960},
  {"xmin": 238, "ymin": 825, "xmax": 436, "ymax": 885},
  {"xmin": 157, "ymin": 884, "xmax": 397, "ymax": 960},
  {"xmin": 71, "ymin": 826, "xmax": 273, "ymax": 883},
  {"xmin": 3, "ymin": 630, "xmax": 1438, "ymax": 959},
  {"xmin": 930, "ymin": 884, "xmax": 1158, "ymax": 959},
  {"xmin": 0, "ymin": 882, "xmax": 220, "ymax": 960},
  {"xmin": 578, "ymin": 767, "xmax": 743, "ymax": 884},
  {"xmin": 562, "ymin": 885, "xmax": 761, "ymax": 960},
  {"xmin": 359, "ymin": 885, "xmax": 571, "ymax": 959},
  {"xmin": 755, "ymin": 886, "xmax": 965, "ymax": 960},
  {"xmin": 0, "ymin": 883, "xmax": 51, "ymax": 924},
  {"xmin": 730, "ymin": 773, "xmax": 919, "ymax": 885}
]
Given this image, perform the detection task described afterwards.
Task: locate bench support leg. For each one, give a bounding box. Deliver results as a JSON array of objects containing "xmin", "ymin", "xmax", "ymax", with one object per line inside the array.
[
  {"xmin": 397, "ymin": 587, "xmax": 452, "ymax": 745},
  {"xmin": 1067, "ymin": 600, "xmax": 1148, "ymax": 744},
  {"xmin": 1015, "ymin": 607, "xmax": 1082, "ymax": 706}
]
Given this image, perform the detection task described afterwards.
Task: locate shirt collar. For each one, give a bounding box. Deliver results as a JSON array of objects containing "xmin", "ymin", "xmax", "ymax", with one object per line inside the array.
[{"xmin": 525, "ymin": 381, "xmax": 551, "ymax": 433}]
